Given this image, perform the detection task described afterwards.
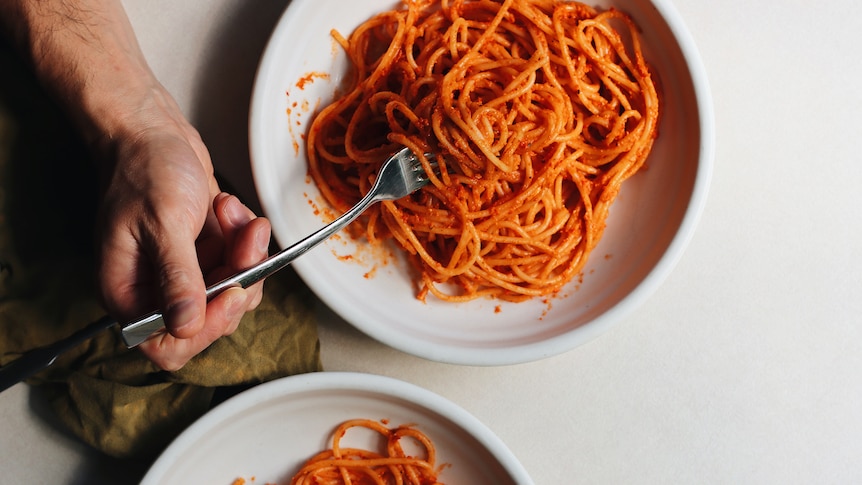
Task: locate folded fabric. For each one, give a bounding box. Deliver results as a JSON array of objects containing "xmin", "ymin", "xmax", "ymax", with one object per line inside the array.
[{"xmin": 0, "ymin": 42, "xmax": 322, "ymax": 458}]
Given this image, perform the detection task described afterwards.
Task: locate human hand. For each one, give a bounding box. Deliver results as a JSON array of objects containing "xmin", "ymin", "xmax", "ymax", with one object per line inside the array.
[
  {"xmin": 96, "ymin": 92, "xmax": 271, "ymax": 370},
  {"xmin": 0, "ymin": 0, "xmax": 272, "ymax": 370}
]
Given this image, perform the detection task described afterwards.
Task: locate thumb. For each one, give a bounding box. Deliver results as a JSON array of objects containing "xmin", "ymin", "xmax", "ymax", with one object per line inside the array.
[{"xmin": 156, "ymin": 233, "xmax": 207, "ymax": 339}]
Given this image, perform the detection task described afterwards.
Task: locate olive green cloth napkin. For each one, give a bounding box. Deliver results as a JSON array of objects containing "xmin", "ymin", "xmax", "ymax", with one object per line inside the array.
[{"xmin": 0, "ymin": 43, "xmax": 322, "ymax": 458}]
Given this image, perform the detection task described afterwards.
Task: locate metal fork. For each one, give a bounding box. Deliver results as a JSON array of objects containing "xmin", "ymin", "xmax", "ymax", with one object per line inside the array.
[
  {"xmin": 0, "ymin": 146, "xmax": 434, "ymax": 393},
  {"xmin": 121, "ymin": 146, "xmax": 435, "ymax": 346}
]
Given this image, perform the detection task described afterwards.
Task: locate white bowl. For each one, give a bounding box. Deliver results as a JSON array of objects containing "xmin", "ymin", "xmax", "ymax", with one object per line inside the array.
[
  {"xmin": 249, "ymin": 0, "xmax": 714, "ymax": 365},
  {"xmin": 140, "ymin": 372, "xmax": 534, "ymax": 484}
]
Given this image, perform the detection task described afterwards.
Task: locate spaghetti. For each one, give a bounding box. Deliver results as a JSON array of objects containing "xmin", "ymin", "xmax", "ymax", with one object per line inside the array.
[
  {"xmin": 289, "ymin": 419, "xmax": 444, "ymax": 485},
  {"xmin": 307, "ymin": 0, "xmax": 660, "ymax": 302}
]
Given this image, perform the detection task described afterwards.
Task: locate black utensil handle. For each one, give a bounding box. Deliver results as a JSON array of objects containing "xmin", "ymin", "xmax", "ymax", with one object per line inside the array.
[
  {"xmin": 0, "ymin": 315, "xmax": 116, "ymax": 393},
  {"xmin": 0, "ymin": 347, "xmax": 60, "ymax": 393}
]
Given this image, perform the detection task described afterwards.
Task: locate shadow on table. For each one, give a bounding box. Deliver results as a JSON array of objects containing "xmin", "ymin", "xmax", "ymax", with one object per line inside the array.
[
  {"xmin": 191, "ymin": 0, "xmax": 293, "ymax": 217},
  {"xmin": 22, "ymin": 386, "xmax": 150, "ymax": 485}
]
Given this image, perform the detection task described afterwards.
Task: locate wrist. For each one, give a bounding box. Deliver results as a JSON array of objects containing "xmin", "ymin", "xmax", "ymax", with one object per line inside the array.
[{"xmin": 3, "ymin": 0, "xmax": 169, "ymax": 156}]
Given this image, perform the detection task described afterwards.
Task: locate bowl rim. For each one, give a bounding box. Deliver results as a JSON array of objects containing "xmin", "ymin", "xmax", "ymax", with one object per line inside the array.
[{"xmin": 140, "ymin": 371, "xmax": 536, "ymax": 484}]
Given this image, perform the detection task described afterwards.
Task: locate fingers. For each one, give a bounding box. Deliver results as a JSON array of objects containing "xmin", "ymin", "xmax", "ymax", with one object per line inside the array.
[
  {"xmin": 96, "ymin": 124, "xmax": 214, "ymax": 335},
  {"xmin": 138, "ymin": 193, "xmax": 271, "ymax": 371},
  {"xmin": 155, "ymin": 228, "xmax": 208, "ymax": 340},
  {"xmin": 141, "ymin": 286, "xmax": 251, "ymax": 371},
  {"xmin": 213, "ymin": 193, "xmax": 271, "ymax": 312}
]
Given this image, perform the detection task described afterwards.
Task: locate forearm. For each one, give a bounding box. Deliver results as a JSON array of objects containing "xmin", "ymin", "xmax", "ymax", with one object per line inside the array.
[{"xmin": 0, "ymin": 0, "xmax": 168, "ymax": 150}]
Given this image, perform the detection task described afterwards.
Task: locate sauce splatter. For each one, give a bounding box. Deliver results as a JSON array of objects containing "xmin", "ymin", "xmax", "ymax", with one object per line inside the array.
[
  {"xmin": 296, "ymin": 71, "xmax": 330, "ymax": 89},
  {"xmin": 286, "ymin": 73, "xmax": 327, "ymax": 156}
]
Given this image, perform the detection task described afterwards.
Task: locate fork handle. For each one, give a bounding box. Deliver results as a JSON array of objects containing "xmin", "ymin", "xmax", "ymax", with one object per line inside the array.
[
  {"xmin": 121, "ymin": 190, "xmax": 379, "ymax": 347},
  {"xmin": 0, "ymin": 315, "xmax": 116, "ymax": 393}
]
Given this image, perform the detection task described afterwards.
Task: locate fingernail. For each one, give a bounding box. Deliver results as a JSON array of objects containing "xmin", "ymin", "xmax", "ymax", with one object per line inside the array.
[
  {"xmin": 167, "ymin": 298, "xmax": 199, "ymax": 333},
  {"xmin": 224, "ymin": 195, "xmax": 252, "ymax": 226},
  {"xmin": 255, "ymin": 226, "xmax": 270, "ymax": 255},
  {"xmin": 224, "ymin": 287, "xmax": 248, "ymax": 316},
  {"xmin": 214, "ymin": 192, "xmax": 230, "ymax": 205}
]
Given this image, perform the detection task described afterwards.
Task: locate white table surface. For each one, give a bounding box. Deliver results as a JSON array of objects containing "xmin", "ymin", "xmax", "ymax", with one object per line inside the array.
[{"xmin": 2, "ymin": 1, "xmax": 861, "ymax": 483}]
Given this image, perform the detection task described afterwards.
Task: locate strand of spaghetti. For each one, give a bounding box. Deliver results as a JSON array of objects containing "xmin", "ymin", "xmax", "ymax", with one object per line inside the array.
[
  {"xmin": 440, "ymin": 0, "xmax": 517, "ymax": 171},
  {"xmin": 290, "ymin": 419, "xmax": 442, "ymax": 485},
  {"xmin": 384, "ymin": 201, "xmax": 482, "ymax": 276},
  {"xmin": 297, "ymin": 457, "xmax": 437, "ymax": 470}
]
